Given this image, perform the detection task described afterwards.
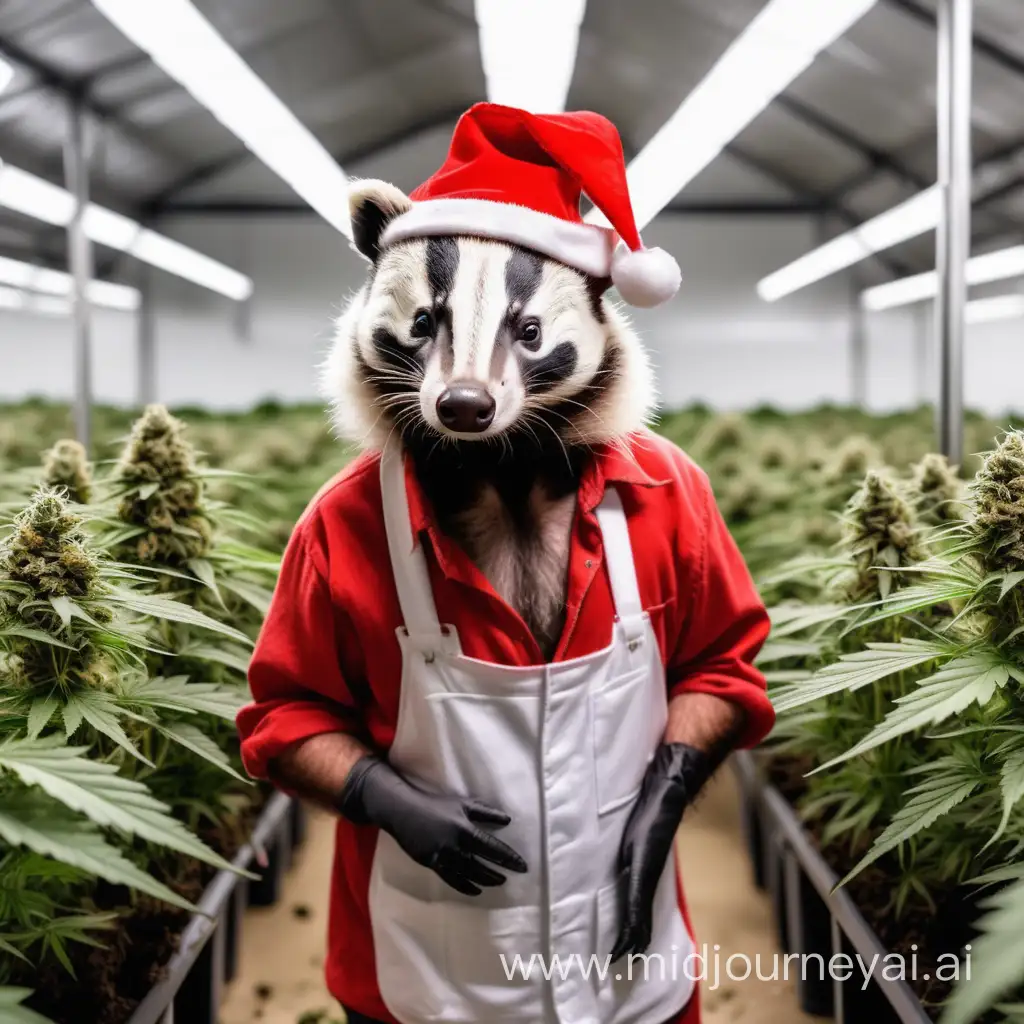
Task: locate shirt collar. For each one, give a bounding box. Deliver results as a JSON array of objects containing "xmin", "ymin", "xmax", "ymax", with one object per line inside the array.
[{"xmin": 403, "ymin": 434, "xmax": 669, "ymax": 538}]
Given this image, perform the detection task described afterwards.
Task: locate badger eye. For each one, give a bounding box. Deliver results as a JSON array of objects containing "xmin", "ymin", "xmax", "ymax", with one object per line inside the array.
[
  {"xmin": 411, "ymin": 309, "xmax": 435, "ymax": 339},
  {"xmin": 516, "ymin": 319, "xmax": 542, "ymax": 350}
]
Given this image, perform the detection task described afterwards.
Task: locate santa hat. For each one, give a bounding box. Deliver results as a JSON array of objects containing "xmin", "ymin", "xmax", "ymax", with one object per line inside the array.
[{"xmin": 380, "ymin": 103, "xmax": 681, "ymax": 308}]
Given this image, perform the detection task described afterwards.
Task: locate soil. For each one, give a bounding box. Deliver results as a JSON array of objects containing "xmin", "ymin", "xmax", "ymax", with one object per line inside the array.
[
  {"xmin": 762, "ymin": 751, "xmax": 980, "ymax": 1020},
  {"xmin": 18, "ymin": 797, "xmax": 263, "ymax": 1024}
]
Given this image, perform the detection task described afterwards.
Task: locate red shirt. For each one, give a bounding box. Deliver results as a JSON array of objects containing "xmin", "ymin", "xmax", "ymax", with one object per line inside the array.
[{"xmin": 237, "ymin": 430, "xmax": 773, "ymax": 1019}]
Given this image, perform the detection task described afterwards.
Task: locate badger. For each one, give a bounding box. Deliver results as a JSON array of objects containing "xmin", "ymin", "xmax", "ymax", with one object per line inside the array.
[
  {"xmin": 325, "ymin": 179, "xmax": 656, "ymax": 659},
  {"xmin": 243, "ymin": 104, "xmax": 770, "ymax": 1024}
]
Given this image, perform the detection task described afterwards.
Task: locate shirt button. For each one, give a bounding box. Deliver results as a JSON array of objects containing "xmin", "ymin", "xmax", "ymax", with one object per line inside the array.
[{"xmin": 585, "ymin": 559, "xmax": 593, "ymax": 568}]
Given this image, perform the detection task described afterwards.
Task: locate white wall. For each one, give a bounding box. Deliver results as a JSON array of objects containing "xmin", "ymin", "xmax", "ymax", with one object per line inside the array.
[{"xmin": 1, "ymin": 139, "xmax": 1021, "ymax": 415}]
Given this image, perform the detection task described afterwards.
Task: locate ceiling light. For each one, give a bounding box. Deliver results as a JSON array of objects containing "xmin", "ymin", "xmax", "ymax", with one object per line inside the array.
[
  {"xmin": 586, "ymin": 0, "xmax": 878, "ymax": 232},
  {"xmin": 0, "ymin": 57, "xmax": 13, "ymax": 95},
  {"xmin": 758, "ymin": 186, "xmax": 942, "ymax": 301},
  {"xmin": 0, "ymin": 254, "xmax": 139, "ymax": 311},
  {"xmin": 475, "ymin": 0, "xmax": 587, "ymax": 112},
  {"xmin": 0, "ymin": 161, "xmax": 252, "ymax": 300},
  {"xmin": 0, "ymin": 285, "xmax": 90, "ymax": 317},
  {"xmin": 130, "ymin": 230, "xmax": 249, "ymax": 301},
  {"xmin": 862, "ymin": 245, "xmax": 1024, "ymax": 311},
  {"xmin": 89, "ymin": 0, "xmax": 351, "ymax": 237},
  {"xmin": 965, "ymin": 294, "xmax": 1024, "ymax": 325},
  {"xmin": 0, "ymin": 165, "xmax": 76, "ymax": 225}
]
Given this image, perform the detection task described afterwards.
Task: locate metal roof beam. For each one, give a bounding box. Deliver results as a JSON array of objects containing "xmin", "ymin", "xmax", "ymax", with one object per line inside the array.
[
  {"xmin": 143, "ymin": 106, "xmax": 469, "ymax": 217},
  {"xmin": 726, "ymin": 143, "xmax": 915, "ymax": 277},
  {"xmin": 775, "ymin": 94, "xmax": 931, "ymax": 190},
  {"xmin": 0, "ymin": 31, "xmax": 165, "ymax": 160},
  {"xmin": 883, "ymin": 0, "xmax": 1024, "ymax": 81}
]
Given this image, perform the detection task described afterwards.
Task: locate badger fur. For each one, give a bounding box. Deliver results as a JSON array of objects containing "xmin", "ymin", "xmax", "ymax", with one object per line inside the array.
[{"xmin": 324, "ymin": 180, "xmax": 656, "ymax": 657}]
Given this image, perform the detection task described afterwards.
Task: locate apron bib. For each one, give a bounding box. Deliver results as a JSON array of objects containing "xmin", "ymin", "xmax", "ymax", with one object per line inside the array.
[{"xmin": 369, "ymin": 443, "xmax": 694, "ymax": 1024}]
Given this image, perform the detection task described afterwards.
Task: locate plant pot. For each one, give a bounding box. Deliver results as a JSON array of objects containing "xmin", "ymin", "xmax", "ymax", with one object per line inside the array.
[
  {"xmin": 734, "ymin": 753, "xmax": 932, "ymax": 1024},
  {"xmin": 290, "ymin": 799, "xmax": 308, "ymax": 850},
  {"xmin": 248, "ymin": 798, "xmax": 292, "ymax": 906},
  {"xmin": 732, "ymin": 751, "xmax": 766, "ymax": 891},
  {"xmin": 126, "ymin": 792, "xmax": 295, "ymax": 1024}
]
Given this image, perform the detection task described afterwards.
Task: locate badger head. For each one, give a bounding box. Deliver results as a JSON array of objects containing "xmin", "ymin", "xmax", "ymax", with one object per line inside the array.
[{"xmin": 324, "ymin": 180, "xmax": 656, "ymax": 458}]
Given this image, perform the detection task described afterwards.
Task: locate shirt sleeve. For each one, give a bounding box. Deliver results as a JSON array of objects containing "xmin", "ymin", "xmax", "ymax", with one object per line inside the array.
[
  {"xmin": 666, "ymin": 472, "xmax": 775, "ymax": 749},
  {"xmin": 236, "ymin": 522, "xmax": 361, "ymax": 780}
]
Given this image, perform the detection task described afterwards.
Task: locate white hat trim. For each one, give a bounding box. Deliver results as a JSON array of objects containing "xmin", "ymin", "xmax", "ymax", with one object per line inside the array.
[{"xmin": 381, "ymin": 197, "xmax": 619, "ymax": 279}]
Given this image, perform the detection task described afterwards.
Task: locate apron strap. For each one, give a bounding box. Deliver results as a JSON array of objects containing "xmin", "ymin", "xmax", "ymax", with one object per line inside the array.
[
  {"xmin": 379, "ymin": 439, "xmax": 444, "ymax": 639},
  {"xmin": 595, "ymin": 486, "xmax": 646, "ymax": 639}
]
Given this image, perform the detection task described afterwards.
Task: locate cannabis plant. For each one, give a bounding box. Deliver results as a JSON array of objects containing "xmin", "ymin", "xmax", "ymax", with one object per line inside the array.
[
  {"xmin": 41, "ymin": 441, "xmax": 91, "ymax": 506},
  {"xmin": 0, "ymin": 486, "xmax": 248, "ymax": 758},
  {"xmin": 763, "ymin": 468, "xmax": 944, "ymax": 892},
  {"xmin": 909, "ymin": 453, "xmax": 963, "ymax": 527},
  {"xmin": 103, "ymin": 406, "xmax": 278, "ymax": 828},
  {"xmin": 0, "ymin": 486, "xmax": 253, "ymax": 1008},
  {"xmin": 773, "ymin": 433, "xmax": 1024, "ymax": 1020},
  {"xmin": 107, "ymin": 405, "xmax": 277, "ymax": 662}
]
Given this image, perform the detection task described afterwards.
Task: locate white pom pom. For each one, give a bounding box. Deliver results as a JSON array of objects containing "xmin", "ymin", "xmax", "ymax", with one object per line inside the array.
[{"xmin": 611, "ymin": 245, "xmax": 682, "ymax": 307}]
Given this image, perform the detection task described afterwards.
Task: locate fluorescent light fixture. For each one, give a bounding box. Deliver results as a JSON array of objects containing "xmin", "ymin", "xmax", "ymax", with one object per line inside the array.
[
  {"xmin": 758, "ymin": 186, "xmax": 942, "ymax": 301},
  {"xmin": 0, "ymin": 57, "xmax": 13, "ymax": 95},
  {"xmin": 586, "ymin": 0, "xmax": 878, "ymax": 231},
  {"xmin": 89, "ymin": 0, "xmax": 351, "ymax": 237},
  {"xmin": 862, "ymin": 245, "xmax": 1024, "ymax": 311},
  {"xmin": 475, "ymin": 0, "xmax": 587, "ymax": 112},
  {"xmin": 966, "ymin": 294, "xmax": 1024, "ymax": 325},
  {"xmin": 0, "ymin": 165, "xmax": 77, "ymax": 224},
  {"xmin": 0, "ymin": 254, "xmax": 140, "ymax": 311},
  {"xmin": 0, "ymin": 160, "xmax": 252, "ymax": 300},
  {"xmin": 0, "ymin": 286, "xmax": 76, "ymax": 317}
]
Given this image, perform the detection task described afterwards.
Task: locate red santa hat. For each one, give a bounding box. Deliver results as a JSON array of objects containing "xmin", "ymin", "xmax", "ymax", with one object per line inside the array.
[{"xmin": 380, "ymin": 103, "xmax": 682, "ymax": 308}]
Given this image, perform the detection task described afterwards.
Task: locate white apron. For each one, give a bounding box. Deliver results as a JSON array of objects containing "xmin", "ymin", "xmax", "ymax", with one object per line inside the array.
[{"xmin": 369, "ymin": 444, "xmax": 694, "ymax": 1024}]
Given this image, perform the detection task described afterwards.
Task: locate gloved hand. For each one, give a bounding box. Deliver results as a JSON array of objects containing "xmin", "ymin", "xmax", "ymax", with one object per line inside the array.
[
  {"xmin": 336, "ymin": 754, "xmax": 528, "ymax": 896},
  {"xmin": 610, "ymin": 743, "xmax": 712, "ymax": 962}
]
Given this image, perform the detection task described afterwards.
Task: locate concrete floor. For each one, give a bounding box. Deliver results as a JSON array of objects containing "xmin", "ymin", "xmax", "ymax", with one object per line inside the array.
[{"xmin": 221, "ymin": 768, "xmax": 819, "ymax": 1024}]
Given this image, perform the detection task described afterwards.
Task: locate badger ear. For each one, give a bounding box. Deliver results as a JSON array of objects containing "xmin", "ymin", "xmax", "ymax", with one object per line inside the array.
[{"xmin": 349, "ymin": 179, "xmax": 413, "ymax": 262}]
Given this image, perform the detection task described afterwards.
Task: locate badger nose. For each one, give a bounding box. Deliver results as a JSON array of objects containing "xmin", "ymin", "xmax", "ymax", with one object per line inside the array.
[{"xmin": 437, "ymin": 383, "xmax": 496, "ymax": 433}]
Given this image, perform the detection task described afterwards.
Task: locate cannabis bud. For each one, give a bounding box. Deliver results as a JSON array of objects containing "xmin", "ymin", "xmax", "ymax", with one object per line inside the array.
[
  {"xmin": 115, "ymin": 405, "xmax": 213, "ymax": 566},
  {"xmin": 971, "ymin": 431, "xmax": 1024, "ymax": 575},
  {"xmin": 758, "ymin": 431, "xmax": 797, "ymax": 471},
  {"xmin": 42, "ymin": 439, "xmax": 92, "ymax": 505},
  {"xmin": 909, "ymin": 453, "xmax": 962, "ymax": 526},
  {"xmin": 825, "ymin": 436, "xmax": 881, "ymax": 487},
  {"xmin": 840, "ymin": 470, "xmax": 924, "ymax": 601},
  {"xmin": 695, "ymin": 413, "xmax": 749, "ymax": 459},
  {"xmin": 1, "ymin": 488, "xmax": 98, "ymax": 597}
]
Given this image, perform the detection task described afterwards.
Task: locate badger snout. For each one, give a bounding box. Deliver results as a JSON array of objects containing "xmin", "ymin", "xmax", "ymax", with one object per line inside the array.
[{"xmin": 436, "ymin": 382, "xmax": 496, "ymax": 433}]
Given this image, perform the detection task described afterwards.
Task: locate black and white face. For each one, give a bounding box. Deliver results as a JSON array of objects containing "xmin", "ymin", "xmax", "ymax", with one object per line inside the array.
[{"xmin": 325, "ymin": 180, "xmax": 655, "ymax": 452}]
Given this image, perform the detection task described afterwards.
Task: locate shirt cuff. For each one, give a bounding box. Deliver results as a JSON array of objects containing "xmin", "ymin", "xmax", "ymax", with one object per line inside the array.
[{"xmin": 237, "ymin": 700, "xmax": 356, "ymax": 781}]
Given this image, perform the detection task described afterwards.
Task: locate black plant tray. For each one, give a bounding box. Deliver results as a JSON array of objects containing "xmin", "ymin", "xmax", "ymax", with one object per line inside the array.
[
  {"xmin": 733, "ymin": 752, "xmax": 932, "ymax": 1024},
  {"xmin": 126, "ymin": 792, "xmax": 301, "ymax": 1024}
]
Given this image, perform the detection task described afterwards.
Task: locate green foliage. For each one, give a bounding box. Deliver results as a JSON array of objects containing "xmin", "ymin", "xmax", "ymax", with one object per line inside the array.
[
  {"xmin": 0, "ymin": 407, "xmax": 279, "ymax": 1016},
  {"xmin": 755, "ymin": 426, "xmax": 1024, "ymax": 1022}
]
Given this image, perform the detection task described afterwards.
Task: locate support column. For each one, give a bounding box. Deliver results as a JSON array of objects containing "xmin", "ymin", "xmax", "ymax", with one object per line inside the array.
[
  {"xmin": 64, "ymin": 96, "xmax": 93, "ymax": 450},
  {"xmin": 914, "ymin": 303, "xmax": 931, "ymax": 406},
  {"xmin": 934, "ymin": 0, "xmax": 973, "ymax": 462},
  {"xmin": 137, "ymin": 265, "xmax": 157, "ymax": 406},
  {"xmin": 849, "ymin": 276, "xmax": 868, "ymax": 408}
]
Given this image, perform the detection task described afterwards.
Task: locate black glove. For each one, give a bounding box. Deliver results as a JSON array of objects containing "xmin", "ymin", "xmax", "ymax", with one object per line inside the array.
[
  {"xmin": 610, "ymin": 743, "xmax": 713, "ymax": 962},
  {"xmin": 336, "ymin": 754, "xmax": 528, "ymax": 896}
]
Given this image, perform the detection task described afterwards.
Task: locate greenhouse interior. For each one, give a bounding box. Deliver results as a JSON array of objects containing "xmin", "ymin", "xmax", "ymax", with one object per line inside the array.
[{"xmin": 4, "ymin": 1, "xmax": 1024, "ymax": 1023}]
